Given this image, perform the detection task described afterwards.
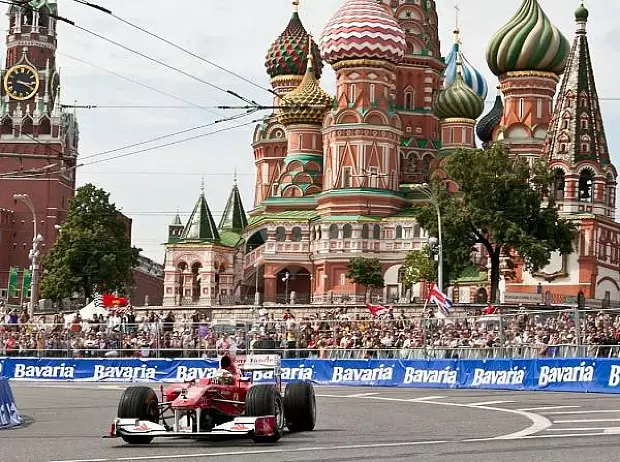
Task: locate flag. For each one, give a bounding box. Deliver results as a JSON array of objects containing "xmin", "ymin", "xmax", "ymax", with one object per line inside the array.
[
  {"xmin": 427, "ymin": 283, "xmax": 453, "ymax": 317},
  {"xmin": 93, "ymin": 293, "xmax": 104, "ymax": 310},
  {"xmin": 7, "ymin": 267, "xmax": 18, "ymax": 298},
  {"xmin": 366, "ymin": 303, "xmax": 392, "ymax": 317}
]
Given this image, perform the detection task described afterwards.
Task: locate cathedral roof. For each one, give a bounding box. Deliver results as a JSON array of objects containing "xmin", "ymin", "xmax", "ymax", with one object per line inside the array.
[
  {"xmin": 433, "ymin": 65, "xmax": 484, "ymax": 121},
  {"xmin": 486, "ymin": 0, "xmax": 569, "ymax": 76},
  {"xmin": 218, "ymin": 179, "xmax": 248, "ymax": 234},
  {"xmin": 265, "ymin": 4, "xmax": 323, "ymax": 80},
  {"xmin": 319, "ymin": 0, "xmax": 406, "ymax": 65},
  {"xmin": 180, "ymin": 191, "xmax": 220, "ymax": 242},
  {"xmin": 277, "ymin": 45, "xmax": 334, "ymax": 126},
  {"xmin": 543, "ymin": 4, "xmax": 611, "ymax": 167},
  {"xmin": 476, "ymin": 87, "xmax": 504, "ymax": 144},
  {"xmin": 443, "ymin": 29, "xmax": 488, "ymax": 100},
  {"xmin": 171, "ymin": 212, "xmax": 182, "ymax": 226}
]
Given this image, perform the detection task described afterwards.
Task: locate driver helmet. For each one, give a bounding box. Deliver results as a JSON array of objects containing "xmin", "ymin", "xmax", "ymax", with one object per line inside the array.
[{"xmin": 213, "ymin": 368, "xmax": 234, "ymax": 385}]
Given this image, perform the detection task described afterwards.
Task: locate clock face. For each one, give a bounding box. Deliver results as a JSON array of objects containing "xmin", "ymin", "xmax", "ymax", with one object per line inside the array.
[{"xmin": 4, "ymin": 65, "xmax": 40, "ymax": 100}]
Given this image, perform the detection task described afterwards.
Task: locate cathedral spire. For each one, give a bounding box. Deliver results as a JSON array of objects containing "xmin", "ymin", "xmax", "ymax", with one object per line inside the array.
[
  {"xmin": 180, "ymin": 185, "xmax": 220, "ymax": 242},
  {"xmin": 544, "ymin": 3, "xmax": 610, "ymax": 167},
  {"xmin": 219, "ymin": 176, "xmax": 248, "ymax": 234}
]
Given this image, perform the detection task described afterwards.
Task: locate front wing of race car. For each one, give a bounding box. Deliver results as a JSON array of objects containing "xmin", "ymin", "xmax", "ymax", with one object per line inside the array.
[{"xmin": 108, "ymin": 415, "xmax": 278, "ymax": 439}]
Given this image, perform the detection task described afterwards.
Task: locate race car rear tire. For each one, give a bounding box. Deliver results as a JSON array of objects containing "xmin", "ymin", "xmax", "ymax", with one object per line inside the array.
[
  {"xmin": 117, "ymin": 386, "xmax": 159, "ymax": 444},
  {"xmin": 245, "ymin": 384, "xmax": 283, "ymax": 443},
  {"xmin": 283, "ymin": 381, "xmax": 316, "ymax": 432}
]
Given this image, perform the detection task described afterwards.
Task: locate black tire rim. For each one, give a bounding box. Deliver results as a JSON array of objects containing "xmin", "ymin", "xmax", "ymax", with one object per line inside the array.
[{"xmin": 146, "ymin": 400, "xmax": 158, "ymax": 422}]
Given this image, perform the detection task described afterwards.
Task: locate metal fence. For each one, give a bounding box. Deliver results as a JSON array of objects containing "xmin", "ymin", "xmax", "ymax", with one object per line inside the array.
[{"xmin": 2, "ymin": 305, "xmax": 620, "ymax": 359}]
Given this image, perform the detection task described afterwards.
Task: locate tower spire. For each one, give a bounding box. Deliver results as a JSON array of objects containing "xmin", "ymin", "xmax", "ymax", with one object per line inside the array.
[
  {"xmin": 292, "ymin": 0, "xmax": 299, "ymax": 13},
  {"xmin": 200, "ymin": 176, "xmax": 205, "ymax": 195}
]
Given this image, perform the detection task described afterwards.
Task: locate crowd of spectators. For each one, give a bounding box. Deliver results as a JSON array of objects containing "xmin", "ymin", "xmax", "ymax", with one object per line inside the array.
[{"xmin": 2, "ymin": 301, "xmax": 620, "ymax": 359}]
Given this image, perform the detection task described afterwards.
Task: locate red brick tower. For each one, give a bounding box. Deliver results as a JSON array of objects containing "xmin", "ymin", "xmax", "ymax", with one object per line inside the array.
[{"xmin": 0, "ymin": 0, "xmax": 79, "ymax": 301}]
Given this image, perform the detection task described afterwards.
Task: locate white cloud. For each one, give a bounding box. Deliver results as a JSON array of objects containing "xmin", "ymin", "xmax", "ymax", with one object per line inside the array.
[{"xmin": 49, "ymin": 0, "xmax": 619, "ymax": 262}]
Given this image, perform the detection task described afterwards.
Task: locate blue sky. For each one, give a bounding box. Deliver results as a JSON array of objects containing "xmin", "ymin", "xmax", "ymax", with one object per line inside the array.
[{"xmin": 52, "ymin": 0, "xmax": 620, "ymax": 262}]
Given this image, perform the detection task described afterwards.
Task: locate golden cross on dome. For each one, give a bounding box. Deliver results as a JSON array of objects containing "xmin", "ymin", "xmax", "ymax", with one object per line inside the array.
[
  {"xmin": 453, "ymin": 2, "xmax": 462, "ymax": 44},
  {"xmin": 292, "ymin": 0, "xmax": 300, "ymax": 13}
]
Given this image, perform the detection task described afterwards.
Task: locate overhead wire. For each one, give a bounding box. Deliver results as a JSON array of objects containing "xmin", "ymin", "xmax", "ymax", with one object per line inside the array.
[{"xmin": 56, "ymin": 51, "xmax": 223, "ymax": 118}]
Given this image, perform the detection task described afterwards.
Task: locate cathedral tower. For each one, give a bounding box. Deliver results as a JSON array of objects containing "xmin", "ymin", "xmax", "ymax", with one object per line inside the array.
[
  {"xmin": 253, "ymin": 1, "xmax": 321, "ymax": 208},
  {"xmin": 487, "ymin": 0, "xmax": 569, "ymax": 163},
  {"xmin": 543, "ymin": 4, "xmax": 616, "ymax": 218},
  {"xmin": 383, "ymin": 0, "xmax": 444, "ymax": 184},
  {"xmin": 0, "ymin": 0, "xmax": 79, "ymax": 298},
  {"xmin": 318, "ymin": 0, "xmax": 407, "ymax": 216}
]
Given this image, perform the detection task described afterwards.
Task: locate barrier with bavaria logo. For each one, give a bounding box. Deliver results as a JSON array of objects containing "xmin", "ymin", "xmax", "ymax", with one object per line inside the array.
[
  {"xmin": 0, "ymin": 378, "xmax": 22, "ymax": 429},
  {"xmin": 4, "ymin": 357, "xmax": 620, "ymax": 393}
]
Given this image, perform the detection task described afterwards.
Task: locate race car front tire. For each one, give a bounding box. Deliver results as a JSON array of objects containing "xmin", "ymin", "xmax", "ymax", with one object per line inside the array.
[
  {"xmin": 283, "ymin": 381, "xmax": 316, "ymax": 432},
  {"xmin": 117, "ymin": 386, "xmax": 159, "ymax": 444},
  {"xmin": 245, "ymin": 384, "xmax": 283, "ymax": 443}
]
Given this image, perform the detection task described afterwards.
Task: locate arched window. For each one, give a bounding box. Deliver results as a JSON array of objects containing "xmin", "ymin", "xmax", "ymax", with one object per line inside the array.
[
  {"xmin": 369, "ymin": 84, "xmax": 376, "ymax": 104},
  {"xmin": 395, "ymin": 225, "xmax": 403, "ymax": 239},
  {"xmin": 329, "ymin": 224, "xmax": 339, "ymax": 239},
  {"xmin": 348, "ymin": 84, "xmax": 356, "ymax": 105},
  {"xmin": 579, "ymin": 169, "xmax": 594, "ymax": 203},
  {"xmin": 361, "ymin": 224, "xmax": 369, "ymax": 239},
  {"xmin": 554, "ymin": 169, "xmax": 565, "ymax": 201},
  {"xmin": 1, "ymin": 118, "xmax": 12, "ymax": 136},
  {"xmin": 275, "ymin": 226, "xmax": 286, "ymax": 242},
  {"xmin": 343, "ymin": 224, "xmax": 353, "ymax": 238},
  {"xmin": 291, "ymin": 226, "xmax": 302, "ymax": 242},
  {"xmin": 404, "ymin": 91, "xmax": 414, "ymax": 110},
  {"xmin": 372, "ymin": 225, "xmax": 381, "ymax": 239}
]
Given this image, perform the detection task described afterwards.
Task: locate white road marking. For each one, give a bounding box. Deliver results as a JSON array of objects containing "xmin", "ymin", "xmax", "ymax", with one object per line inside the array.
[
  {"xmin": 518, "ymin": 406, "xmax": 580, "ymax": 412},
  {"xmin": 408, "ymin": 395, "xmax": 448, "ymax": 402},
  {"xmin": 469, "ymin": 400, "xmax": 516, "ymax": 407},
  {"xmin": 343, "ymin": 392, "xmax": 380, "ymax": 398},
  {"xmin": 553, "ymin": 418, "xmax": 620, "ymax": 424},
  {"xmin": 319, "ymin": 392, "xmax": 552, "ymax": 439},
  {"xmin": 546, "ymin": 427, "xmax": 620, "ymax": 432},
  {"xmin": 47, "ymin": 439, "xmax": 450, "ymax": 462},
  {"xmin": 545, "ymin": 409, "xmax": 620, "ymax": 415}
]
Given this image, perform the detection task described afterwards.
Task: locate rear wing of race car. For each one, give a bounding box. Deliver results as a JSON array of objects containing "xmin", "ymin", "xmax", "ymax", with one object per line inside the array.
[{"xmin": 238, "ymin": 354, "xmax": 281, "ymax": 373}]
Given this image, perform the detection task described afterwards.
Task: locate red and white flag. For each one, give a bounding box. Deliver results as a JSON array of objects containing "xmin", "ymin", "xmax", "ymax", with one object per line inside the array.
[
  {"xmin": 366, "ymin": 303, "xmax": 392, "ymax": 317},
  {"xmin": 427, "ymin": 283, "xmax": 453, "ymax": 318}
]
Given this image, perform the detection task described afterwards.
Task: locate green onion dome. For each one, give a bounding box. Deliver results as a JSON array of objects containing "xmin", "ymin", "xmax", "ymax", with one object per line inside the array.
[
  {"xmin": 486, "ymin": 0, "xmax": 570, "ymax": 76},
  {"xmin": 265, "ymin": 10, "xmax": 323, "ymax": 80},
  {"xmin": 575, "ymin": 3, "xmax": 589, "ymax": 22},
  {"xmin": 277, "ymin": 50, "xmax": 334, "ymax": 126},
  {"xmin": 432, "ymin": 71, "xmax": 485, "ymax": 121}
]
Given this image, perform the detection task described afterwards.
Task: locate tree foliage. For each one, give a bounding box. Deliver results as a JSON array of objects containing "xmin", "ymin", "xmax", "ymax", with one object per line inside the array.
[
  {"xmin": 401, "ymin": 245, "xmax": 437, "ymax": 288},
  {"xmin": 346, "ymin": 257, "xmax": 384, "ymax": 300},
  {"xmin": 40, "ymin": 184, "xmax": 141, "ymax": 301},
  {"xmin": 415, "ymin": 144, "xmax": 577, "ymax": 302}
]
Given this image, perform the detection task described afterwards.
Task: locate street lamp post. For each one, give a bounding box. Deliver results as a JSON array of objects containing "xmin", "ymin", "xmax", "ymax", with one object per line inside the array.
[
  {"xmin": 282, "ymin": 271, "xmax": 290, "ymax": 304},
  {"xmin": 254, "ymin": 262, "xmax": 260, "ymax": 306},
  {"xmin": 13, "ymin": 193, "xmax": 43, "ymax": 317},
  {"xmin": 413, "ymin": 184, "xmax": 444, "ymax": 292}
]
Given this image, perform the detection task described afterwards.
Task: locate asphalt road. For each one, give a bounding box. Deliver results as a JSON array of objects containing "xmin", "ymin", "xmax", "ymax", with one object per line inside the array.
[{"xmin": 2, "ymin": 383, "xmax": 620, "ymax": 462}]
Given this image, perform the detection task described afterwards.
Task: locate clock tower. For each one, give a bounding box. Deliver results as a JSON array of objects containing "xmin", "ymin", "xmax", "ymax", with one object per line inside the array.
[{"xmin": 0, "ymin": 0, "xmax": 79, "ymax": 304}]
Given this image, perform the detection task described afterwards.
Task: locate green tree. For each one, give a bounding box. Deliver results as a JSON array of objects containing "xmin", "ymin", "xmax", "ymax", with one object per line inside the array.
[
  {"xmin": 40, "ymin": 184, "xmax": 141, "ymax": 301},
  {"xmin": 416, "ymin": 144, "xmax": 577, "ymax": 303},
  {"xmin": 346, "ymin": 257, "xmax": 384, "ymax": 302},
  {"xmin": 401, "ymin": 245, "xmax": 437, "ymax": 289}
]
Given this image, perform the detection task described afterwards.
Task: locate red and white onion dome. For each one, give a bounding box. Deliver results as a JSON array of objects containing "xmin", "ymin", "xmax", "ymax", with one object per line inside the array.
[{"xmin": 319, "ymin": 0, "xmax": 406, "ymax": 66}]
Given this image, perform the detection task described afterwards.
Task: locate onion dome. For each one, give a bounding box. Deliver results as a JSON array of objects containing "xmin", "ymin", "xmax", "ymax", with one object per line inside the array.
[
  {"xmin": 575, "ymin": 3, "xmax": 589, "ymax": 22},
  {"xmin": 278, "ymin": 44, "xmax": 334, "ymax": 126},
  {"xmin": 444, "ymin": 28, "xmax": 488, "ymax": 100},
  {"xmin": 486, "ymin": 0, "xmax": 570, "ymax": 76},
  {"xmin": 319, "ymin": 0, "xmax": 406, "ymax": 65},
  {"xmin": 476, "ymin": 87, "xmax": 504, "ymax": 144},
  {"xmin": 265, "ymin": 5, "xmax": 323, "ymax": 80},
  {"xmin": 433, "ymin": 65, "xmax": 485, "ymax": 121}
]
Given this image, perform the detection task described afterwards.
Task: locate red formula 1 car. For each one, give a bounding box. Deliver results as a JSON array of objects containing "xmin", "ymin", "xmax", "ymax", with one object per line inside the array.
[{"xmin": 107, "ymin": 354, "xmax": 315, "ymax": 445}]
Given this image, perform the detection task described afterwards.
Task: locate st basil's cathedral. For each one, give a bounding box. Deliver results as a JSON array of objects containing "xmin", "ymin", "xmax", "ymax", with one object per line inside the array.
[{"xmin": 162, "ymin": 0, "xmax": 619, "ymax": 309}]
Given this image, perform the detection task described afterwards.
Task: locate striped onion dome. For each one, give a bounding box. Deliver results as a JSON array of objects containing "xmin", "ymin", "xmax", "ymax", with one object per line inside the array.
[
  {"xmin": 444, "ymin": 29, "xmax": 488, "ymax": 100},
  {"xmin": 433, "ymin": 67, "xmax": 485, "ymax": 121},
  {"xmin": 265, "ymin": 9, "xmax": 323, "ymax": 80},
  {"xmin": 476, "ymin": 88, "xmax": 504, "ymax": 143},
  {"xmin": 486, "ymin": 0, "xmax": 570, "ymax": 76},
  {"xmin": 319, "ymin": 0, "xmax": 406, "ymax": 65},
  {"xmin": 278, "ymin": 47, "xmax": 334, "ymax": 126}
]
